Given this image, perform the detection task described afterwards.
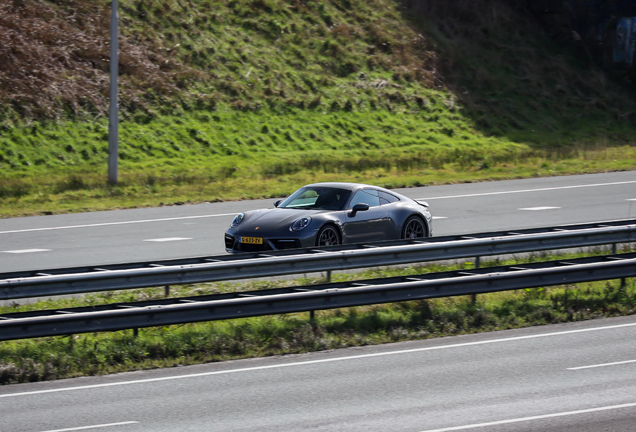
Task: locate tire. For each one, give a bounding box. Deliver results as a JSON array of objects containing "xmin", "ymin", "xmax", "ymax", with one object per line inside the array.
[
  {"xmin": 402, "ymin": 215, "xmax": 426, "ymax": 239},
  {"xmin": 316, "ymin": 225, "xmax": 340, "ymax": 246}
]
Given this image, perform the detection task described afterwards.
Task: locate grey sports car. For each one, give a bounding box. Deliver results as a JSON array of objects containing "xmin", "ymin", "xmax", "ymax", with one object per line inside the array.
[{"xmin": 224, "ymin": 182, "xmax": 433, "ymax": 253}]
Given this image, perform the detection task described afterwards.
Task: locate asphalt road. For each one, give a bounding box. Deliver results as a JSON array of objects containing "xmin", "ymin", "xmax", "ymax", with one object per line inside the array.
[
  {"xmin": 2, "ymin": 171, "xmax": 636, "ymax": 431},
  {"xmin": 1, "ymin": 171, "xmax": 635, "ymax": 273},
  {"xmin": 2, "ymin": 315, "xmax": 636, "ymax": 432}
]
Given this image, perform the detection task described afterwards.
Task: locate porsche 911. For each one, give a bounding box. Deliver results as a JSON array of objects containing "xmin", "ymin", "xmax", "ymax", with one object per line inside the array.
[{"xmin": 224, "ymin": 182, "xmax": 432, "ymax": 253}]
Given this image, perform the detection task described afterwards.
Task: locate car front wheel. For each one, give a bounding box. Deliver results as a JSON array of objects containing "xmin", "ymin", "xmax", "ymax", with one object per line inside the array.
[
  {"xmin": 402, "ymin": 216, "xmax": 426, "ymax": 239},
  {"xmin": 316, "ymin": 225, "xmax": 340, "ymax": 246}
]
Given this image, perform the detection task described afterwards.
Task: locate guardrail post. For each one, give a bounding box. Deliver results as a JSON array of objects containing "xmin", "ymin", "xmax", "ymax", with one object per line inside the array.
[
  {"xmin": 613, "ymin": 243, "xmax": 617, "ymax": 254},
  {"xmin": 133, "ymin": 328, "xmax": 138, "ymax": 338},
  {"xmin": 471, "ymin": 257, "xmax": 480, "ymax": 304},
  {"xmin": 165, "ymin": 285, "xmax": 170, "ymax": 297},
  {"xmin": 316, "ymin": 271, "xmax": 331, "ymax": 320}
]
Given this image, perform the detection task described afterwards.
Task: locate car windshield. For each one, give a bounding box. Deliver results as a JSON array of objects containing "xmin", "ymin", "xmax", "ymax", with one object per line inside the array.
[{"xmin": 278, "ymin": 187, "xmax": 351, "ymax": 211}]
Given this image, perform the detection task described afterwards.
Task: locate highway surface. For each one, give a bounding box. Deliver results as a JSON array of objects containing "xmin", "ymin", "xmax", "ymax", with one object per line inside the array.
[
  {"xmin": 1, "ymin": 170, "xmax": 635, "ymax": 273},
  {"xmin": 2, "ymin": 316, "xmax": 636, "ymax": 431},
  {"xmin": 1, "ymin": 171, "xmax": 636, "ymax": 431}
]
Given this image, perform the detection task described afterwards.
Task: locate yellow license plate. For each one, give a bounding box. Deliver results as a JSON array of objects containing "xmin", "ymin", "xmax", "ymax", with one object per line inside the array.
[{"xmin": 240, "ymin": 236, "xmax": 263, "ymax": 244}]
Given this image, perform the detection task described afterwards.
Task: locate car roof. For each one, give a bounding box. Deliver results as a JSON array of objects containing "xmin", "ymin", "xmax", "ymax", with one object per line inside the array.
[
  {"xmin": 295, "ymin": 182, "xmax": 413, "ymax": 203},
  {"xmin": 303, "ymin": 182, "xmax": 383, "ymax": 192}
]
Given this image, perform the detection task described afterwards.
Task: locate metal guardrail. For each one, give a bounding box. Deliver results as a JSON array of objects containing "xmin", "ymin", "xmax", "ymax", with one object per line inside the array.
[
  {"xmin": 3, "ymin": 219, "xmax": 636, "ymax": 281},
  {"xmin": 2, "ymin": 219, "xmax": 636, "ymax": 301},
  {"xmin": 1, "ymin": 252, "xmax": 635, "ymax": 341}
]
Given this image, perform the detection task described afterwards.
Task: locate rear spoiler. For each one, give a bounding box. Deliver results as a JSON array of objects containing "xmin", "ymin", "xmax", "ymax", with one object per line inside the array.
[{"xmin": 415, "ymin": 200, "xmax": 429, "ymax": 209}]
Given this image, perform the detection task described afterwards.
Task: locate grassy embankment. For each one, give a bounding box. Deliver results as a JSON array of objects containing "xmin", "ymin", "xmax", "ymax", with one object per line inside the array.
[{"xmin": 1, "ymin": 0, "xmax": 635, "ymax": 217}]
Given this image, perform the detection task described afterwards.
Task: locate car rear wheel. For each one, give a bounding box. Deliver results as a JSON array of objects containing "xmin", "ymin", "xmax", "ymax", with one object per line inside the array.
[
  {"xmin": 402, "ymin": 216, "xmax": 426, "ymax": 239},
  {"xmin": 316, "ymin": 225, "xmax": 340, "ymax": 246}
]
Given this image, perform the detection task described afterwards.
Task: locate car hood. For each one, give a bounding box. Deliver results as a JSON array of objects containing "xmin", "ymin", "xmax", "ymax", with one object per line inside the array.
[
  {"xmin": 243, "ymin": 208, "xmax": 324, "ymax": 228},
  {"xmin": 237, "ymin": 208, "xmax": 335, "ymax": 230}
]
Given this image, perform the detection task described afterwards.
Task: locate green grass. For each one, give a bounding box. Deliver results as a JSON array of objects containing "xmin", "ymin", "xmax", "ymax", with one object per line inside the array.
[
  {"xmin": 2, "ymin": 108, "xmax": 635, "ymax": 217},
  {"xmin": 1, "ymin": 249, "xmax": 635, "ymax": 384}
]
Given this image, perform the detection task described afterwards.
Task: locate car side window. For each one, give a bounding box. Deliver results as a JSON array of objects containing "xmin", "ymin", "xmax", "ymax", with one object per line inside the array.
[
  {"xmin": 349, "ymin": 189, "xmax": 381, "ymax": 208},
  {"xmin": 379, "ymin": 191, "xmax": 400, "ymax": 205}
]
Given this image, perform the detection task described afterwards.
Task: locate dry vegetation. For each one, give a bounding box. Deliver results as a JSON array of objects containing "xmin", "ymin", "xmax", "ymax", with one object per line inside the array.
[
  {"xmin": 2, "ymin": 0, "xmax": 634, "ymax": 128},
  {"xmin": 0, "ymin": 0, "xmax": 199, "ymax": 121}
]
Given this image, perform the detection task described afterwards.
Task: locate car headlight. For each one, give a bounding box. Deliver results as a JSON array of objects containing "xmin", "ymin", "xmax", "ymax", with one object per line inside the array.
[
  {"xmin": 231, "ymin": 213, "xmax": 245, "ymax": 227},
  {"xmin": 290, "ymin": 217, "xmax": 311, "ymax": 231}
]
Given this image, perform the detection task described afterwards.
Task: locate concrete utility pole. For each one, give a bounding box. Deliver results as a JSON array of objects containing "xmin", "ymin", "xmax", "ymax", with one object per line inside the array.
[{"xmin": 108, "ymin": 0, "xmax": 119, "ymax": 185}]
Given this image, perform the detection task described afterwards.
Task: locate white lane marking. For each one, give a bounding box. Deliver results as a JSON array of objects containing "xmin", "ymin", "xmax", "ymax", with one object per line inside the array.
[
  {"xmin": 417, "ymin": 180, "xmax": 636, "ymax": 201},
  {"xmin": 1, "ymin": 249, "xmax": 51, "ymax": 254},
  {"xmin": 0, "ymin": 213, "xmax": 236, "ymax": 235},
  {"xmin": 518, "ymin": 206, "xmax": 561, "ymax": 211},
  {"xmin": 39, "ymin": 422, "xmax": 139, "ymax": 432},
  {"xmin": 417, "ymin": 401, "xmax": 636, "ymax": 432},
  {"xmin": 568, "ymin": 359, "xmax": 636, "ymax": 370},
  {"xmin": 143, "ymin": 237, "xmax": 192, "ymax": 242},
  {"xmin": 628, "ymin": 199, "xmax": 636, "ymax": 201},
  {"xmin": 432, "ymin": 216, "xmax": 448, "ymax": 220},
  {"xmin": 1, "ymin": 181, "xmax": 633, "ymax": 236},
  {"xmin": 1, "ymin": 180, "xmax": 633, "ymax": 236},
  {"xmin": 2, "ymin": 320, "xmax": 636, "ymax": 399}
]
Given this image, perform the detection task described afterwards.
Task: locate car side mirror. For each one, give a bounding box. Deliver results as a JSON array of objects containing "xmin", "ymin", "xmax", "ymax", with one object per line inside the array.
[
  {"xmin": 349, "ymin": 203, "xmax": 369, "ymax": 216},
  {"xmin": 274, "ymin": 200, "xmax": 282, "ymax": 208}
]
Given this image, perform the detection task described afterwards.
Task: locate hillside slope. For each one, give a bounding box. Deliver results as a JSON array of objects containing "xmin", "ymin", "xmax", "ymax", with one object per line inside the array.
[
  {"xmin": 1, "ymin": 0, "xmax": 634, "ymax": 129},
  {"xmin": 1, "ymin": 0, "xmax": 441, "ymax": 122},
  {"xmin": 0, "ymin": 0, "xmax": 635, "ymax": 215}
]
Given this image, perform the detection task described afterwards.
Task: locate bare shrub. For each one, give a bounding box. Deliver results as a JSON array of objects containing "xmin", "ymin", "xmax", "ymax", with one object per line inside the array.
[{"xmin": 0, "ymin": 0, "xmax": 198, "ymax": 122}]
